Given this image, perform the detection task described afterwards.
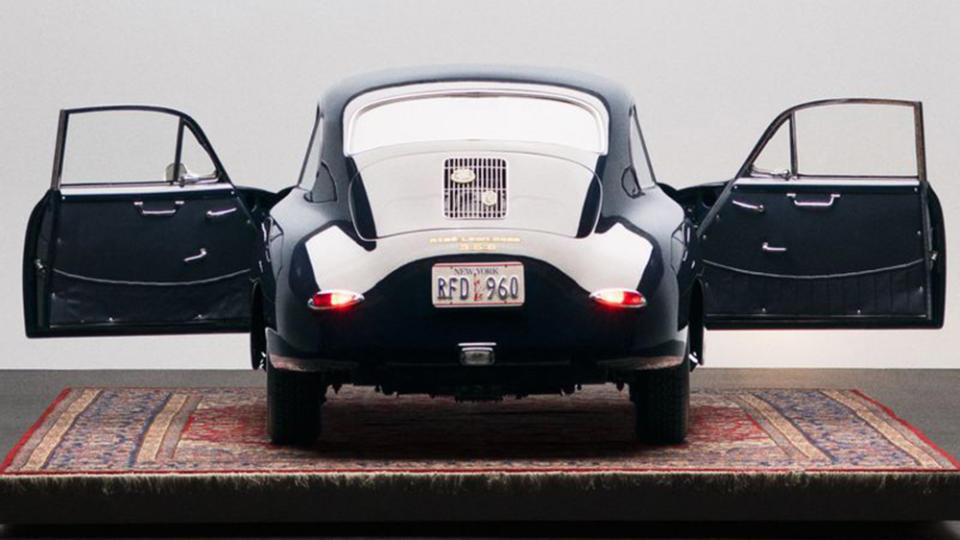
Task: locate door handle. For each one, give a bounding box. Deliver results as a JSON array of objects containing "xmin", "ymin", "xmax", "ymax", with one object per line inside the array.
[
  {"xmin": 731, "ymin": 200, "xmax": 765, "ymax": 213},
  {"xmin": 183, "ymin": 248, "xmax": 207, "ymax": 263},
  {"xmin": 206, "ymin": 207, "xmax": 237, "ymax": 219},
  {"xmin": 762, "ymin": 242, "xmax": 788, "ymax": 253},
  {"xmin": 787, "ymin": 192, "xmax": 840, "ymax": 208},
  {"xmin": 134, "ymin": 200, "xmax": 184, "ymax": 217}
]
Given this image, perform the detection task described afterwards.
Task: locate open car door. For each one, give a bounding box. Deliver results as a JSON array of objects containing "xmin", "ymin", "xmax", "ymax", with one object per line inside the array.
[
  {"xmin": 24, "ymin": 106, "xmax": 262, "ymax": 337},
  {"xmin": 699, "ymin": 99, "xmax": 945, "ymax": 329}
]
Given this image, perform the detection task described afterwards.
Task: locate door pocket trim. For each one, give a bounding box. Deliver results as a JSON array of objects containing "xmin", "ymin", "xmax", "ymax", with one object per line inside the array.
[
  {"xmin": 703, "ymin": 258, "xmax": 924, "ymax": 280},
  {"xmin": 51, "ymin": 268, "xmax": 249, "ymax": 287}
]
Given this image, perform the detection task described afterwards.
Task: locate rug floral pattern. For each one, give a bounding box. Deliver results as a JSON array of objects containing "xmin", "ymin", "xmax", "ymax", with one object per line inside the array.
[{"xmin": 2, "ymin": 387, "xmax": 957, "ymax": 474}]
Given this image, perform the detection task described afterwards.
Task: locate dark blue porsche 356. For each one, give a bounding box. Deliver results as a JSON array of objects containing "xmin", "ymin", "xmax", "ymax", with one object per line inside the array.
[{"xmin": 23, "ymin": 66, "xmax": 945, "ymax": 444}]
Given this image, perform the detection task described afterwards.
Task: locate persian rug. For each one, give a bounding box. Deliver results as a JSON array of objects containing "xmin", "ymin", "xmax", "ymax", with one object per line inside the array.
[{"xmin": 2, "ymin": 386, "xmax": 957, "ymax": 474}]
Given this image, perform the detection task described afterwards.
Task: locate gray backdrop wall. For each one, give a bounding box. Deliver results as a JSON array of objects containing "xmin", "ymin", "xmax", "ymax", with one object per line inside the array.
[{"xmin": 1, "ymin": 0, "xmax": 957, "ymax": 369}]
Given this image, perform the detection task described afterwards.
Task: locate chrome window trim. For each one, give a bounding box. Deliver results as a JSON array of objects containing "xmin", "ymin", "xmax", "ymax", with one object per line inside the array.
[
  {"xmin": 627, "ymin": 107, "xmax": 657, "ymax": 189},
  {"xmin": 734, "ymin": 178, "xmax": 920, "ymax": 187},
  {"xmin": 342, "ymin": 81, "xmax": 609, "ymax": 156},
  {"xmin": 298, "ymin": 107, "xmax": 323, "ymax": 188},
  {"xmin": 60, "ymin": 183, "xmax": 235, "ymax": 197}
]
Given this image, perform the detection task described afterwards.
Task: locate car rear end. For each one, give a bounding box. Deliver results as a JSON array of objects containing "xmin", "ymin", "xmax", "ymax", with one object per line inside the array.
[{"xmin": 270, "ymin": 81, "xmax": 682, "ymax": 383}]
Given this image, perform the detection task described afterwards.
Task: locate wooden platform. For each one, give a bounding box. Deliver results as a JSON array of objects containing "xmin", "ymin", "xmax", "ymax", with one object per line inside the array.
[{"xmin": 0, "ymin": 369, "xmax": 958, "ymax": 524}]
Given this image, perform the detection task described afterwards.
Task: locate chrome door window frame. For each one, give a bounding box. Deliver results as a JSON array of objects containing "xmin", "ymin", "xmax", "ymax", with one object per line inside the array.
[
  {"xmin": 50, "ymin": 105, "xmax": 235, "ymax": 191},
  {"xmin": 738, "ymin": 98, "xmax": 927, "ymax": 184}
]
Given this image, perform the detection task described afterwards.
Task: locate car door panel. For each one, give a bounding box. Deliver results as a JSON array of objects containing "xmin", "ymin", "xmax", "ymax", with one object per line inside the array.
[
  {"xmin": 53, "ymin": 190, "xmax": 251, "ymax": 282},
  {"xmin": 698, "ymin": 99, "xmax": 943, "ymax": 329},
  {"xmin": 705, "ymin": 182, "xmax": 925, "ymax": 275},
  {"xmin": 24, "ymin": 106, "xmax": 263, "ymax": 337}
]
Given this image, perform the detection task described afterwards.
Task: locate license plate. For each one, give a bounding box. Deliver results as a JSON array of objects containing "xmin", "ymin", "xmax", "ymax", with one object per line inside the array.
[{"xmin": 431, "ymin": 262, "xmax": 525, "ymax": 307}]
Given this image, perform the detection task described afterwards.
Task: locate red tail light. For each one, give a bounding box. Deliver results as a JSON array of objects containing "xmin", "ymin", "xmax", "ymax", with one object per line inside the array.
[
  {"xmin": 590, "ymin": 288, "xmax": 646, "ymax": 309},
  {"xmin": 308, "ymin": 290, "xmax": 364, "ymax": 311}
]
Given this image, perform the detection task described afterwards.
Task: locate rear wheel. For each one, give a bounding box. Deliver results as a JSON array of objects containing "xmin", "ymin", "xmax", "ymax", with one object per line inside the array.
[
  {"xmin": 629, "ymin": 345, "xmax": 690, "ymax": 444},
  {"xmin": 266, "ymin": 359, "xmax": 325, "ymax": 445}
]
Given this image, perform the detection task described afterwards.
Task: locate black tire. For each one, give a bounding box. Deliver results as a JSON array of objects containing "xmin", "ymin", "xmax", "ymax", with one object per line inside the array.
[
  {"xmin": 266, "ymin": 359, "xmax": 325, "ymax": 445},
  {"xmin": 629, "ymin": 345, "xmax": 690, "ymax": 444}
]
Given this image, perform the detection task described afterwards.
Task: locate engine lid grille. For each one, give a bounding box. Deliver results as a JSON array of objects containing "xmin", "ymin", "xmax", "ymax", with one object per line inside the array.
[{"xmin": 443, "ymin": 158, "xmax": 507, "ymax": 219}]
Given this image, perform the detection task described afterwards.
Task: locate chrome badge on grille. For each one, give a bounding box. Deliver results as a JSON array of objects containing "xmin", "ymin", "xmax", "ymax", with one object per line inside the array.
[
  {"xmin": 481, "ymin": 190, "xmax": 498, "ymax": 207},
  {"xmin": 450, "ymin": 168, "xmax": 476, "ymax": 184},
  {"xmin": 444, "ymin": 158, "xmax": 507, "ymax": 220}
]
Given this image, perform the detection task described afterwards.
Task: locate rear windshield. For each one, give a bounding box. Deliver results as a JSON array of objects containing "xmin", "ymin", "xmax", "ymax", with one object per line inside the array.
[{"xmin": 345, "ymin": 94, "xmax": 607, "ymax": 155}]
